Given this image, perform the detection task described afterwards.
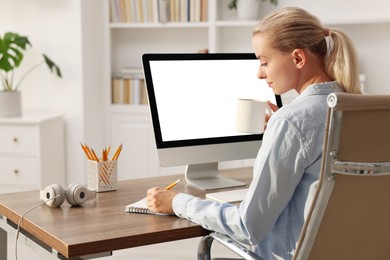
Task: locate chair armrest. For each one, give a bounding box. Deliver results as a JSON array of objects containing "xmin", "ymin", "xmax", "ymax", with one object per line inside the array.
[{"xmin": 197, "ymin": 232, "xmax": 264, "ymax": 260}]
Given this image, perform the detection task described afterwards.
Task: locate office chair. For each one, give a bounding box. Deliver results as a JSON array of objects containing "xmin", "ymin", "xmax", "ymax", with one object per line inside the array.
[{"xmin": 198, "ymin": 92, "xmax": 390, "ymax": 260}]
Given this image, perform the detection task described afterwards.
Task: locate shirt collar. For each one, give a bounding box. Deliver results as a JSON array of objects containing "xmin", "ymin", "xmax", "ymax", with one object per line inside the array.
[{"xmin": 294, "ymin": 81, "xmax": 344, "ymax": 101}]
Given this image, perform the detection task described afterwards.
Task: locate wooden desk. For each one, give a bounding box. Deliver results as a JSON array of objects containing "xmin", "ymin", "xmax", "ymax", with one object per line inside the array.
[{"xmin": 0, "ymin": 168, "xmax": 251, "ymax": 259}]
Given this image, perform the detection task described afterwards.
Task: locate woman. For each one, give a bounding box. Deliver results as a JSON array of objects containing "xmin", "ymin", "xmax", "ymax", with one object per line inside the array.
[{"xmin": 146, "ymin": 7, "xmax": 361, "ymax": 259}]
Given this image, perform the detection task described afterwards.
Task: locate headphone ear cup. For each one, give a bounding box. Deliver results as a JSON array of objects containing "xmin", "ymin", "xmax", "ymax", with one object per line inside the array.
[
  {"xmin": 66, "ymin": 184, "xmax": 96, "ymax": 206},
  {"xmin": 40, "ymin": 184, "xmax": 65, "ymax": 207}
]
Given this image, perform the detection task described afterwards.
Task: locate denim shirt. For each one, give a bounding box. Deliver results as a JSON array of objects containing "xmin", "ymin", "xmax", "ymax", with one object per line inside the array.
[{"xmin": 173, "ymin": 82, "xmax": 343, "ymax": 260}]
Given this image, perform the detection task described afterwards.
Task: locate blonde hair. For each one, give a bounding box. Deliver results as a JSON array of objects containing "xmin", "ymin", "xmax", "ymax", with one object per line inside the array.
[{"xmin": 253, "ymin": 7, "xmax": 361, "ymax": 94}]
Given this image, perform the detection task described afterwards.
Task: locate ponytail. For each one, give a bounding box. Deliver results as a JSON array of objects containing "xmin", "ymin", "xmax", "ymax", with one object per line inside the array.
[
  {"xmin": 253, "ymin": 7, "xmax": 362, "ymax": 94},
  {"xmin": 325, "ymin": 29, "xmax": 361, "ymax": 94}
]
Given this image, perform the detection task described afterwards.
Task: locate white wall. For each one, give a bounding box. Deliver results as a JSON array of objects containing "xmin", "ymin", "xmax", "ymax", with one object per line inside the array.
[
  {"xmin": 0, "ymin": 0, "xmax": 105, "ymax": 185},
  {"xmin": 267, "ymin": 0, "xmax": 390, "ymax": 23},
  {"xmin": 336, "ymin": 23, "xmax": 390, "ymax": 94},
  {"xmin": 80, "ymin": 0, "xmax": 106, "ymax": 177}
]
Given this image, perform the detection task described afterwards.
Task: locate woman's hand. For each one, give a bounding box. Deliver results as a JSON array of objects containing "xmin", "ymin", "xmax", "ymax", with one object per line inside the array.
[
  {"xmin": 265, "ymin": 100, "xmax": 279, "ymax": 125},
  {"xmin": 146, "ymin": 187, "xmax": 178, "ymax": 215}
]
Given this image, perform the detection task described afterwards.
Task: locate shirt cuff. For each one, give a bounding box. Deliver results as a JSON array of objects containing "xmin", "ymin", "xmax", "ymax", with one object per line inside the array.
[{"xmin": 172, "ymin": 193, "xmax": 195, "ymax": 218}]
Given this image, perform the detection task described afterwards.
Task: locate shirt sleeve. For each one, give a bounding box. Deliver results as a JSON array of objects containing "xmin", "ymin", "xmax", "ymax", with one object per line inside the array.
[{"xmin": 173, "ymin": 115, "xmax": 307, "ymax": 245}]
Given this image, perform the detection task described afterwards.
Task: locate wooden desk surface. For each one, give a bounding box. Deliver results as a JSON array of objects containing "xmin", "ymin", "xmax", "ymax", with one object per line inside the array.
[{"xmin": 0, "ymin": 167, "xmax": 252, "ymax": 258}]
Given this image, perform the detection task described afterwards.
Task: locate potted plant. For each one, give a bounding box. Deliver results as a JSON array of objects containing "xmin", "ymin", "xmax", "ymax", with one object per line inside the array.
[
  {"xmin": 228, "ymin": 0, "xmax": 277, "ymax": 20},
  {"xmin": 0, "ymin": 32, "xmax": 62, "ymax": 117}
]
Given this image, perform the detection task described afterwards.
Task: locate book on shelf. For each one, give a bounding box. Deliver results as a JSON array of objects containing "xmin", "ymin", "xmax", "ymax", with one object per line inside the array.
[
  {"xmin": 111, "ymin": 68, "xmax": 148, "ymax": 105},
  {"xmin": 109, "ymin": 0, "xmax": 208, "ymax": 23},
  {"xmin": 112, "ymin": 77, "xmax": 131, "ymax": 104}
]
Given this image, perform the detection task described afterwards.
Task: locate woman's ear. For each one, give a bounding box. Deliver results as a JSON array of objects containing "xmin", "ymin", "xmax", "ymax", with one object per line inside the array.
[{"xmin": 291, "ymin": 49, "xmax": 306, "ymax": 69}]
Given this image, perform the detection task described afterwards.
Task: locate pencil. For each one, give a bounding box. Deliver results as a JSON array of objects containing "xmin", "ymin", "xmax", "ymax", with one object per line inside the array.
[
  {"xmin": 85, "ymin": 144, "xmax": 94, "ymax": 160},
  {"xmin": 90, "ymin": 148, "xmax": 100, "ymax": 162},
  {"xmin": 80, "ymin": 143, "xmax": 92, "ymax": 160},
  {"xmin": 164, "ymin": 179, "xmax": 181, "ymax": 190},
  {"xmin": 112, "ymin": 144, "xmax": 123, "ymax": 161},
  {"xmin": 102, "ymin": 148, "xmax": 107, "ymax": 161}
]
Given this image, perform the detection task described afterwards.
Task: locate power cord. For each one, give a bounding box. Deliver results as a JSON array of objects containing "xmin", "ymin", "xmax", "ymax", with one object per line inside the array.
[{"xmin": 14, "ymin": 195, "xmax": 59, "ymax": 260}]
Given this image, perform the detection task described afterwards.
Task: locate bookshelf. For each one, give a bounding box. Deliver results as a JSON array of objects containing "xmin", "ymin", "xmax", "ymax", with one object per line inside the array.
[
  {"xmin": 102, "ymin": 0, "xmax": 390, "ymax": 180},
  {"xmin": 103, "ymin": 0, "xmax": 262, "ymax": 180}
]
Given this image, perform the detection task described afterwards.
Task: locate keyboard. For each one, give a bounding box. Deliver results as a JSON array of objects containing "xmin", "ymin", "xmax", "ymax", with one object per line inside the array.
[{"xmin": 206, "ymin": 188, "xmax": 248, "ymax": 203}]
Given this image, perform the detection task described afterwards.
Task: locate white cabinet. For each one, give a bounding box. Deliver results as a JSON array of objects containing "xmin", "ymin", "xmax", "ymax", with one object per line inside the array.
[
  {"xmin": 109, "ymin": 106, "xmax": 160, "ymax": 179},
  {"xmin": 0, "ymin": 114, "xmax": 65, "ymax": 193}
]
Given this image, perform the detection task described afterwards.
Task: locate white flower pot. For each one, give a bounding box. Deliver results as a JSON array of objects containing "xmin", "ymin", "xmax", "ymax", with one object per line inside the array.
[
  {"xmin": 0, "ymin": 91, "xmax": 22, "ymax": 117},
  {"xmin": 237, "ymin": 0, "xmax": 261, "ymax": 20}
]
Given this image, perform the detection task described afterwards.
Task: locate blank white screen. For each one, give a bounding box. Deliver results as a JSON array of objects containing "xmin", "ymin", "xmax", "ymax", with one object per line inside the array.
[{"xmin": 149, "ymin": 59, "xmax": 275, "ymax": 142}]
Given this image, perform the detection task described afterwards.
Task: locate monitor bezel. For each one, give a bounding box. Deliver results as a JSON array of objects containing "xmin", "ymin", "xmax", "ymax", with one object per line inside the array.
[{"xmin": 142, "ymin": 53, "xmax": 283, "ymax": 149}]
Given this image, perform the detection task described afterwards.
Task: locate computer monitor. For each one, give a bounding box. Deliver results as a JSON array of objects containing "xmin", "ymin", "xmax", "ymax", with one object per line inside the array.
[{"xmin": 142, "ymin": 53, "xmax": 282, "ymax": 190}]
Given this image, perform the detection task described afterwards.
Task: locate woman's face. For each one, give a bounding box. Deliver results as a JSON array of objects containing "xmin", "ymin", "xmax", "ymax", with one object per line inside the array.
[{"xmin": 252, "ymin": 33, "xmax": 300, "ymax": 95}]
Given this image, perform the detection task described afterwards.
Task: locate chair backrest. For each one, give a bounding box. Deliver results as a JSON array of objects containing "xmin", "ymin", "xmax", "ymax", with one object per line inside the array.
[{"xmin": 294, "ymin": 93, "xmax": 390, "ymax": 260}]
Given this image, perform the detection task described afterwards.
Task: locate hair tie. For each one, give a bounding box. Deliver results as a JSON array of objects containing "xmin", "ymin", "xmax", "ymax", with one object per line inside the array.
[{"xmin": 323, "ymin": 28, "xmax": 330, "ymax": 37}]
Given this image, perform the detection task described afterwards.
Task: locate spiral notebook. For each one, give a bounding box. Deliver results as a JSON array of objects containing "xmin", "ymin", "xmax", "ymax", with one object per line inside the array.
[
  {"xmin": 125, "ymin": 197, "xmax": 171, "ymax": 215},
  {"xmin": 125, "ymin": 197, "xmax": 153, "ymax": 214},
  {"xmin": 125, "ymin": 179, "xmax": 181, "ymax": 215}
]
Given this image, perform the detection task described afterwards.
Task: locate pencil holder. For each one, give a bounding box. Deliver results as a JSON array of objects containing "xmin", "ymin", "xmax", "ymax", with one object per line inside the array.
[{"xmin": 87, "ymin": 160, "xmax": 117, "ymax": 192}]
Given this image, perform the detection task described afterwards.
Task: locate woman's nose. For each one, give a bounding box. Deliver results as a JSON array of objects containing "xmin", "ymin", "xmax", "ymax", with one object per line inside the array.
[{"xmin": 258, "ymin": 67, "xmax": 266, "ymax": 79}]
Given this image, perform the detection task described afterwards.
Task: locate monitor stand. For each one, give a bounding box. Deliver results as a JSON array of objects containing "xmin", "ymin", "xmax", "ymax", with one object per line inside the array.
[{"xmin": 185, "ymin": 162, "xmax": 246, "ymax": 190}]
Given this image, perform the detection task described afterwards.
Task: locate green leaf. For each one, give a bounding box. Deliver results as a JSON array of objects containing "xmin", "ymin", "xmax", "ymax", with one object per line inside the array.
[
  {"xmin": 0, "ymin": 32, "xmax": 31, "ymax": 72},
  {"xmin": 43, "ymin": 54, "xmax": 62, "ymax": 78},
  {"xmin": 228, "ymin": 0, "xmax": 237, "ymax": 10}
]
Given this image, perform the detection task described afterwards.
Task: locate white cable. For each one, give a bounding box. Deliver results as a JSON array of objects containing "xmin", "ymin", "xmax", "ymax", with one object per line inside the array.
[{"xmin": 14, "ymin": 195, "xmax": 60, "ymax": 260}]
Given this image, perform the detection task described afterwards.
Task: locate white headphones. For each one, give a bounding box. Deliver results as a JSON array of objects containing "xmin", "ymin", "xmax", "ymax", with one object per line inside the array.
[{"xmin": 40, "ymin": 184, "xmax": 96, "ymax": 207}]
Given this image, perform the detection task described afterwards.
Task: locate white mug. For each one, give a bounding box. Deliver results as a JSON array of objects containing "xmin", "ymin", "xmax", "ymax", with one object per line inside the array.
[{"xmin": 236, "ymin": 99, "xmax": 271, "ymax": 134}]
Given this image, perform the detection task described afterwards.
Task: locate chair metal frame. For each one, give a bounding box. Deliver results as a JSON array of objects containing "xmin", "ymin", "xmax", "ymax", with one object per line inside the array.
[{"xmin": 198, "ymin": 93, "xmax": 390, "ymax": 260}]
